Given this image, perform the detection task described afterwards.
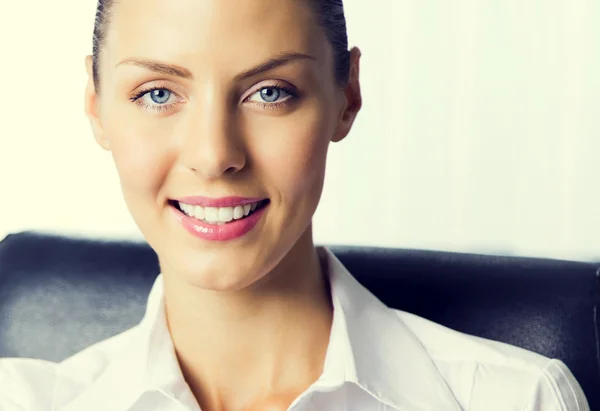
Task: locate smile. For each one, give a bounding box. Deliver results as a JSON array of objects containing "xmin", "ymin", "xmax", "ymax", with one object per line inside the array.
[
  {"xmin": 169, "ymin": 197, "xmax": 270, "ymax": 242},
  {"xmin": 173, "ymin": 199, "xmax": 269, "ymax": 225}
]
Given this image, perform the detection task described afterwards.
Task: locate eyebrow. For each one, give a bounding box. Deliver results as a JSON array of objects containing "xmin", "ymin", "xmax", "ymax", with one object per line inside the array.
[
  {"xmin": 117, "ymin": 58, "xmax": 194, "ymax": 79},
  {"xmin": 116, "ymin": 52, "xmax": 316, "ymax": 81}
]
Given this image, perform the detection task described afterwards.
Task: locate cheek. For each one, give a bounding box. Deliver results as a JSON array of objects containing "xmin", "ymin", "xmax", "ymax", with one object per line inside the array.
[
  {"xmin": 102, "ymin": 105, "xmax": 177, "ymax": 201},
  {"xmin": 250, "ymin": 104, "xmax": 333, "ymax": 205}
]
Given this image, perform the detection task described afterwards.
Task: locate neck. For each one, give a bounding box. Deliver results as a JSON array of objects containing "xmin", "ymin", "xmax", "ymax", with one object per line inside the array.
[{"xmin": 162, "ymin": 229, "xmax": 333, "ymax": 411}]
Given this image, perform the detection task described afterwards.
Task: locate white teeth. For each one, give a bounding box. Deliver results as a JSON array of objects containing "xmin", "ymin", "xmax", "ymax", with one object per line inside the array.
[
  {"xmin": 177, "ymin": 201, "xmax": 263, "ymax": 224},
  {"xmin": 233, "ymin": 206, "xmax": 244, "ymax": 220},
  {"xmin": 204, "ymin": 207, "xmax": 219, "ymax": 223},
  {"xmin": 194, "ymin": 205, "xmax": 204, "ymax": 220},
  {"xmin": 218, "ymin": 207, "xmax": 234, "ymax": 222}
]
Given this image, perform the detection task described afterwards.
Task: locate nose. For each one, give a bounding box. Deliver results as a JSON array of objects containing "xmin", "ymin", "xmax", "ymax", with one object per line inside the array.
[{"xmin": 179, "ymin": 97, "xmax": 246, "ymax": 179}]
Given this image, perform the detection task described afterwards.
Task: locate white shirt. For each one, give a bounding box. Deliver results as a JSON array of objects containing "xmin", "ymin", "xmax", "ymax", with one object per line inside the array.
[{"xmin": 0, "ymin": 248, "xmax": 590, "ymax": 411}]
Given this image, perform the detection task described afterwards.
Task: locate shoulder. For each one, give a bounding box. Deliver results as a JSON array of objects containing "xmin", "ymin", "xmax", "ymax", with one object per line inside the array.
[
  {"xmin": 392, "ymin": 309, "xmax": 589, "ymax": 410},
  {"xmin": 394, "ymin": 309, "xmax": 549, "ymax": 366},
  {"xmin": 0, "ymin": 358, "xmax": 58, "ymax": 410},
  {"xmin": 0, "ymin": 326, "xmax": 139, "ymax": 411}
]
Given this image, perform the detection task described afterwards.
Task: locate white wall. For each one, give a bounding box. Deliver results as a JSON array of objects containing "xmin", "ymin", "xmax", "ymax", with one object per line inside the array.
[{"xmin": 1, "ymin": 0, "xmax": 598, "ymax": 261}]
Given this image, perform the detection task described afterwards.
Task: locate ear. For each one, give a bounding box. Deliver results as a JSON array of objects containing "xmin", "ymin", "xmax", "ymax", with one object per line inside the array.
[
  {"xmin": 84, "ymin": 55, "xmax": 110, "ymax": 151},
  {"xmin": 331, "ymin": 47, "xmax": 362, "ymax": 143}
]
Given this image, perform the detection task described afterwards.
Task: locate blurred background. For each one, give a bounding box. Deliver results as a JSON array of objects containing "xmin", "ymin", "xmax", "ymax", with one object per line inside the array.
[{"xmin": 0, "ymin": 0, "xmax": 598, "ymax": 261}]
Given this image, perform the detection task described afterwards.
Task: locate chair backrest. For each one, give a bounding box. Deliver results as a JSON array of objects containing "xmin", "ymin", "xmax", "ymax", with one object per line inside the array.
[{"xmin": 1, "ymin": 231, "xmax": 599, "ymax": 409}]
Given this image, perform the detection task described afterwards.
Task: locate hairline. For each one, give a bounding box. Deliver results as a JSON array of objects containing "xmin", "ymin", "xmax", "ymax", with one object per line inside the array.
[{"xmin": 92, "ymin": 0, "xmax": 349, "ymax": 91}]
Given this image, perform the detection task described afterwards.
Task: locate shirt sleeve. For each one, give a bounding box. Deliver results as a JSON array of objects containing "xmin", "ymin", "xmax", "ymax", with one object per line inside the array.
[
  {"xmin": 523, "ymin": 359, "xmax": 590, "ymax": 411},
  {"xmin": 0, "ymin": 358, "xmax": 57, "ymax": 411}
]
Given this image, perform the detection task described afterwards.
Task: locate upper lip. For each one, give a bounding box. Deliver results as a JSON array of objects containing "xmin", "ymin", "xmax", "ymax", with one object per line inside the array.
[{"xmin": 173, "ymin": 196, "xmax": 267, "ymax": 208}]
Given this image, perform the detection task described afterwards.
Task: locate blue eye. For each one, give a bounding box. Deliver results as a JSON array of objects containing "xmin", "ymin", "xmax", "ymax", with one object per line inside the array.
[
  {"xmin": 247, "ymin": 85, "xmax": 296, "ymax": 107},
  {"xmin": 260, "ymin": 87, "xmax": 281, "ymax": 103},
  {"xmin": 130, "ymin": 87, "xmax": 180, "ymax": 113},
  {"xmin": 148, "ymin": 89, "xmax": 171, "ymax": 104}
]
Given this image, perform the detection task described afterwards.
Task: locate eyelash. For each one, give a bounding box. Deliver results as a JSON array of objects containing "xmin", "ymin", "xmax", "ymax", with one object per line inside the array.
[
  {"xmin": 129, "ymin": 89, "xmax": 176, "ymax": 113},
  {"xmin": 129, "ymin": 82, "xmax": 299, "ymax": 113}
]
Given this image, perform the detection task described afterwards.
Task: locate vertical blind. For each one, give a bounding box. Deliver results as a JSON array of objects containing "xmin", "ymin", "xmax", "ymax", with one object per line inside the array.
[{"xmin": 314, "ymin": 0, "xmax": 600, "ymax": 261}]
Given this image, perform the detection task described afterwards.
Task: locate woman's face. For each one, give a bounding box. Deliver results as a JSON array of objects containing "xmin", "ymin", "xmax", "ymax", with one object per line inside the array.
[{"xmin": 85, "ymin": 0, "xmax": 361, "ymax": 291}]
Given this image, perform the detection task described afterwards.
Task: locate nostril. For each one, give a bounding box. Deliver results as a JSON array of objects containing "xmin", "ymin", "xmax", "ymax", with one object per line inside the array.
[{"xmin": 224, "ymin": 165, "xmax": 242, "ymax": 174}]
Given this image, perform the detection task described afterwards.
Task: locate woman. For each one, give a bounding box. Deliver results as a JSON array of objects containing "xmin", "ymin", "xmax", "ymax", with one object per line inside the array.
[{"xmin": 0, "ymin": 0, "xmax": 590, "ymax": 410}]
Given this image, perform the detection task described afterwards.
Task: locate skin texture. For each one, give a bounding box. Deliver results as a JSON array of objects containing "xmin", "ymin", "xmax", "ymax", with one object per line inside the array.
[{"xmin": 84, "ymin": 0, "xmax": 362, "ymax": 409}]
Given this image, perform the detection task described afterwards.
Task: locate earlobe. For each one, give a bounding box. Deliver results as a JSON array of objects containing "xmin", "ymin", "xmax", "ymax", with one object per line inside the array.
[
  {"xmin": 332, "ymin": 47, "xmax": 363, "ymax": 143},
  {"xmin": 84, "ymin": 55, "xmax": 110, "ymax": 151}
]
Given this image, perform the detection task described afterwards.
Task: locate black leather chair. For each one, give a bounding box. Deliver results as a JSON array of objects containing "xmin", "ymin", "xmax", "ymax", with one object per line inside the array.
[{"xmin": 1, "ymin": 231, "xmax": 599, "ymax": 409}]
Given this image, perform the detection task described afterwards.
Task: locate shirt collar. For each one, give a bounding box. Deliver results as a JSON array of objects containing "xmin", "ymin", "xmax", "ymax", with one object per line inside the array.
[
  {"xmin": 57, "ymin": 247, "xmax": 461, "ymax": 411},
  {"xmin": 317, "ymin": 247, "xmax": 461, "ymax": 410},
  {"xmin": 55, "ymin": 275, "xmax": 190, "ymax": 411}
]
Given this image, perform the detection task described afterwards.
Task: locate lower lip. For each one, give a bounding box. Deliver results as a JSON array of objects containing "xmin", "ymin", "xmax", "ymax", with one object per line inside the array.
[{"xmin": 171, "ymin": 204, "xmax": 268, "ymax": 241}]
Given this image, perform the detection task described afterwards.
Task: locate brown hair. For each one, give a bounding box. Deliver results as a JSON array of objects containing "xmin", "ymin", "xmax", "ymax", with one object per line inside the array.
[{"xmin": 91, "ymin": 0, "xmax": 350, "ymax": 91}]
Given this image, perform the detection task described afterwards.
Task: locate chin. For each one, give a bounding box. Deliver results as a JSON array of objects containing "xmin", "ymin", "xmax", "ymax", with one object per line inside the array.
[
  {"xmin": 138, "ymin": 200, "xmax": 312, "ymax": 292},
  {"xmin": 157, "ymin": 240, "xmax": 274, "ymax": 292}
]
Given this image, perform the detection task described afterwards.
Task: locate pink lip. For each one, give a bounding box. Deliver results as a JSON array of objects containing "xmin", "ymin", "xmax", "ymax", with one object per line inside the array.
[
  {"xmin": 174, "ymin": 196, "xmax": 265, "ymax": 207},
  {"xmin": 170, "ymin": 202, "xmax": 268, "ymax": 242}
]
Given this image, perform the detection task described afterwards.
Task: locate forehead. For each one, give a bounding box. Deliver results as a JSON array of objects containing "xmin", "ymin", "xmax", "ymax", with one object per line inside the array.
[{"xmin": 105, "ymin": 0, "xmax": 329, "ymax": 70}]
